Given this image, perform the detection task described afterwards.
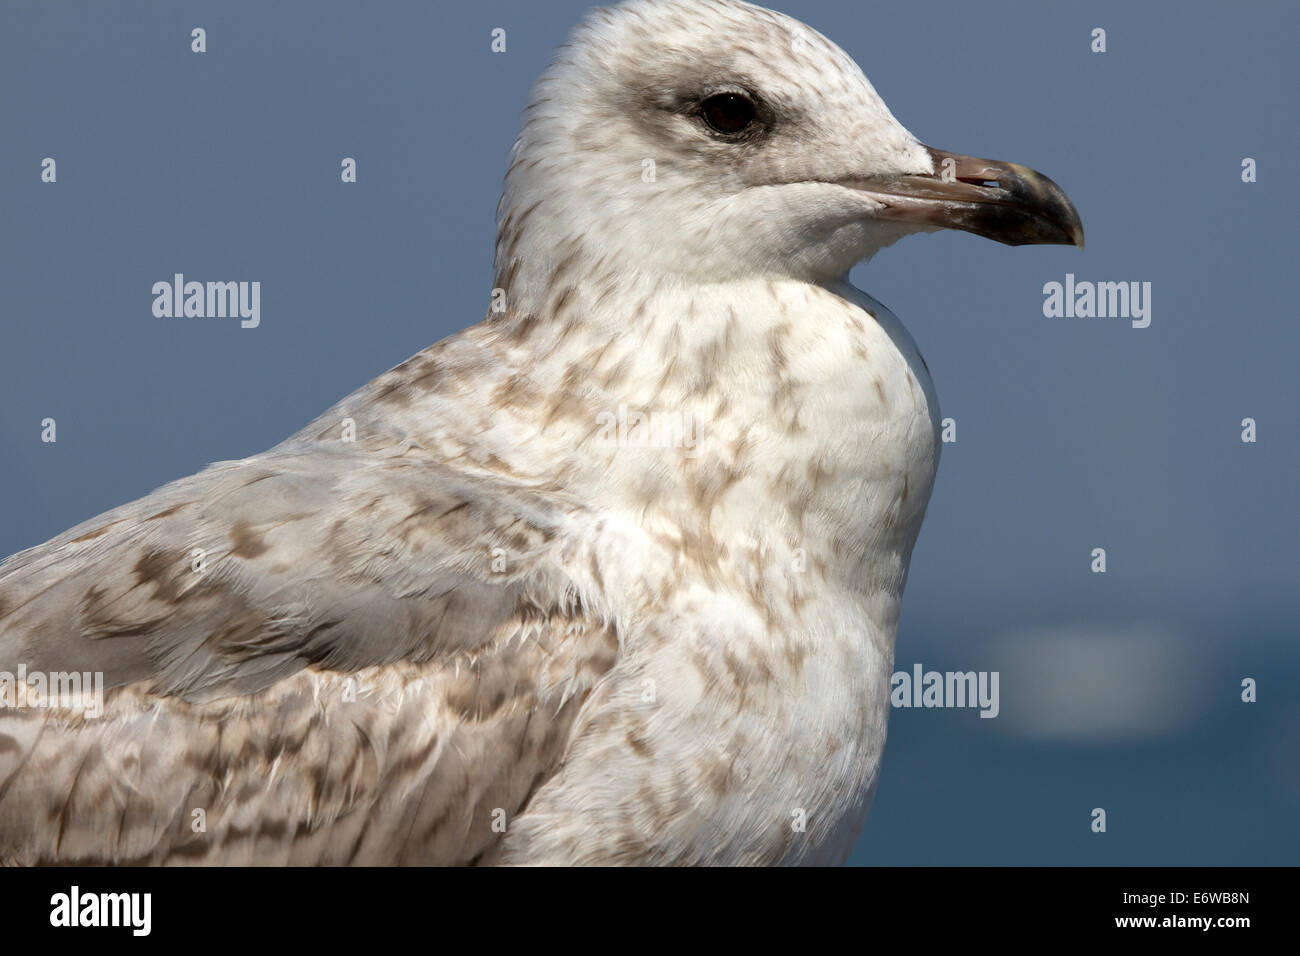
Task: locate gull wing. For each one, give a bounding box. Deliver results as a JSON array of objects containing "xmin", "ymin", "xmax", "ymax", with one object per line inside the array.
[{"xmin": 0, "ymin": 440, "xmax": 617, "ymax": 864}]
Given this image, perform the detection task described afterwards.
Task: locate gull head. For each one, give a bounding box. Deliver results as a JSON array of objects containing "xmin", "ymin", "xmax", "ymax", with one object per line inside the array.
[{"xmin": 496, "ymin": 0, "xmax": 1083, "ymax": 302}]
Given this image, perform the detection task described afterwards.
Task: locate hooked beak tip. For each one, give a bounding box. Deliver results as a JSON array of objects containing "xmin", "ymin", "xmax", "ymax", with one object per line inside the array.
[{"xmin": 844, "ymin": 147, "xmax": 1085, "ymax": 250}]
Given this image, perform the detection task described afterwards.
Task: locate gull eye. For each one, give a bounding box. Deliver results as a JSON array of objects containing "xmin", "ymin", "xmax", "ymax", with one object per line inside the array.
[{"xmin": 701, "ymin": 92, "xmax": 757, "ymax": 135}]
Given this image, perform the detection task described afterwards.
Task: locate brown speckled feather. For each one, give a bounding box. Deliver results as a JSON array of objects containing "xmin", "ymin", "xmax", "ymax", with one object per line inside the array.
[{"xmin": 0, "ymin": 439, "xmax": 617, "ymax": 864}]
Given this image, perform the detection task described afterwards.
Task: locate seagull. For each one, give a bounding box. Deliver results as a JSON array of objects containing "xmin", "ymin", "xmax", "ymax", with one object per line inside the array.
[{"xmin": 0, "ymin": 0, "xmax": 1081, "ymax": 865}]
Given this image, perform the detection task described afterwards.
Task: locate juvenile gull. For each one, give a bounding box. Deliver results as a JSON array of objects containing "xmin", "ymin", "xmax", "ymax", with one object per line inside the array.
[{"xmin": 0, "ymin": 0, "xmax": 1081, "ymax": 865}]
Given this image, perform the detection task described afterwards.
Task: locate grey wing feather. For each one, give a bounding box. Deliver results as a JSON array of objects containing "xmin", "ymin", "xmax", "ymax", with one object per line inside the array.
[
  {"xmin": 0, "ymin": 438, "xmax": 616, "ymax": 864},
  {"xmin": 4, "ymin": 444, "xmax": 544, "ymax": 695}
]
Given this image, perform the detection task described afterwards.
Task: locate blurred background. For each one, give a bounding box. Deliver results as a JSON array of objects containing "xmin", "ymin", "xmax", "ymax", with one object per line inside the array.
[{"xmin": 0, "ymin": 0, "xmax": 1295, "ymax": 864}]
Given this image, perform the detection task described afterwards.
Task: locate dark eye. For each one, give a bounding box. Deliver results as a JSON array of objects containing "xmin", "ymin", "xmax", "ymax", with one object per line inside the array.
[{"xmin": 701, "ymin": 92, "xmax": 757, "ymax": 135}]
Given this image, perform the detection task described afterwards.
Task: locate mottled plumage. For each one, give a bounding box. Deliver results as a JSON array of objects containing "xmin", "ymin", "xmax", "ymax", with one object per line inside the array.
[{"xmin": 0, "ymin": 0, "xmax": 1079, "ymax": 864}]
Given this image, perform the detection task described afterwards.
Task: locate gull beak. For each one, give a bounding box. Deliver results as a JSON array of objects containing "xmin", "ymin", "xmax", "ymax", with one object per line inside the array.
[{"xmin": 847, "ymin": 146, "xmax": 1085, "ymax": 248}]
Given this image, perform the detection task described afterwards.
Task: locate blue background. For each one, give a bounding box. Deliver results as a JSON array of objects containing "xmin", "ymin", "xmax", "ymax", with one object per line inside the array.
[{"xmin": 1, "ymin": 1, "xmax": 1295, "ymax": 864}]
